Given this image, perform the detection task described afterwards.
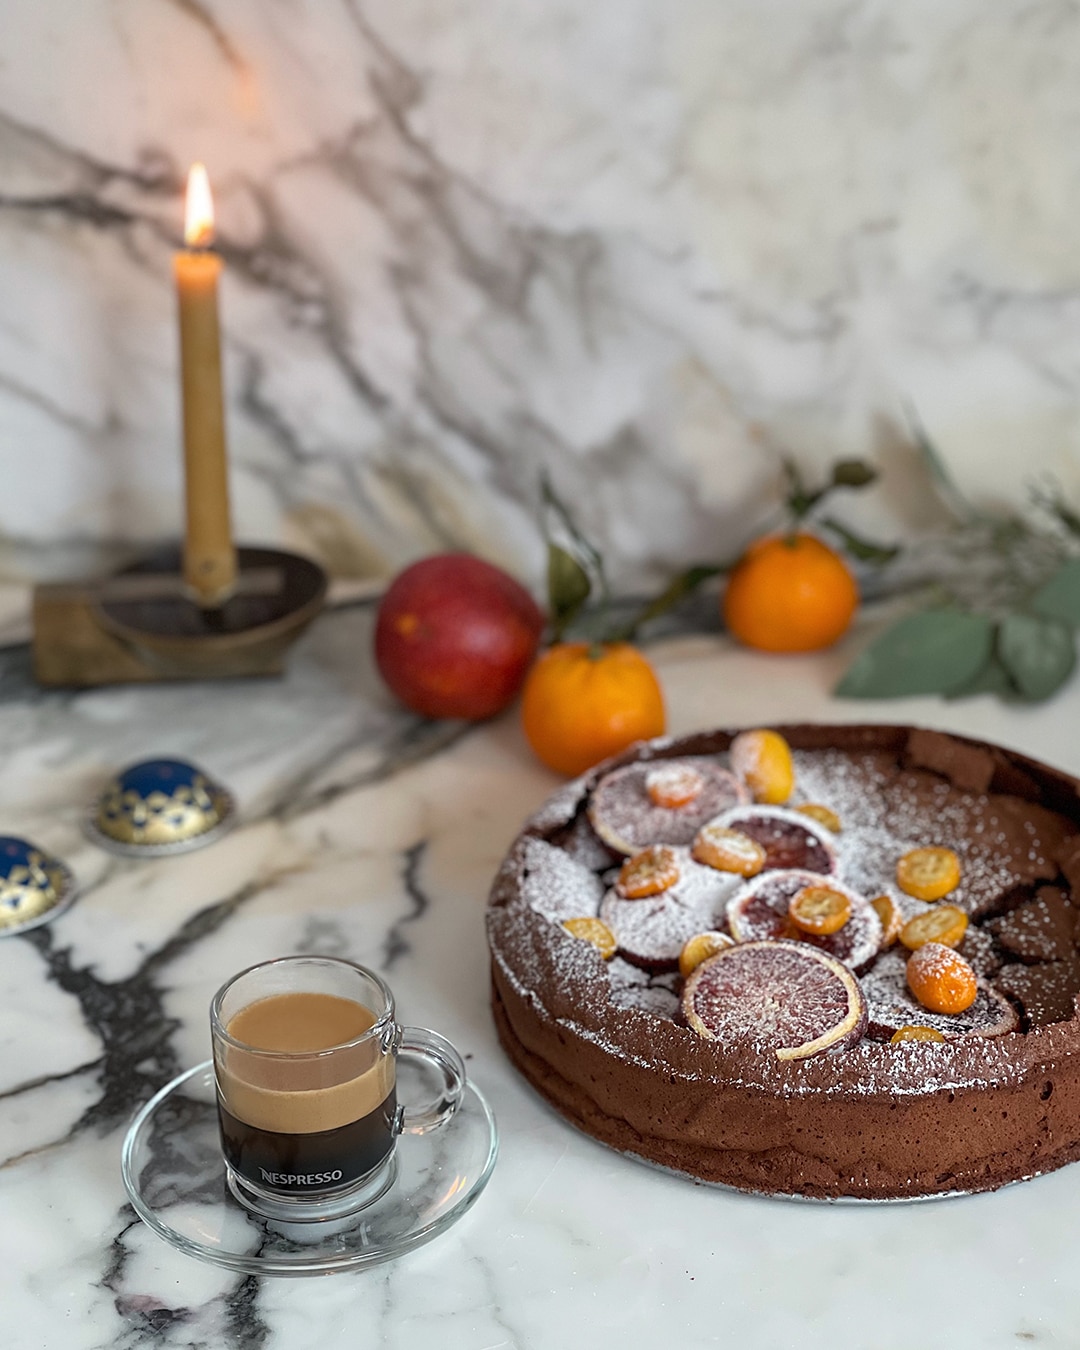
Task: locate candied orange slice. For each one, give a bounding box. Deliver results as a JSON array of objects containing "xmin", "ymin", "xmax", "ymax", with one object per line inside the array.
[
  {"xmin": 797, "ymin": 803, "xmax": 842, "ymax": 833},
  {"xmin": 730, "ymin": 729, "xmax": 794, "ymax": 805},
  {"xmin": 890, "ymin": 1025, "xmax": 946, "ymax": 1044},
  {"xmin": 645, "ymin": 763, "xmax": 705, "ymax": 809},
  {"xmin": 788, "ymin": 884, "xmax": 852, "ymax": 936},
  {"xmin": 870, "ymin": 894, "xmax": 903, "ymax": 948},
  {"xmin": 691, "ymin": 824, "xmax": 766, "ymax": 877},
  {"xmin": 678, "ymin": 930, "xmax": 735, "ymax": 979},
  {"xmin": 615, "ymin": 845, "xmax": 680, "ymax": 899},
  {"xmin": 896, "ymin": 846, "xmax": 961, "ymax": 901},
  {"xmin": 906, "ymin": 942, "xmax": 977, "ymax": 1015},
  {"xmin": 562, "ymin": 916, "xmax": 617, "ymax": 959},
  {"xmin": 899, "ymin": 904, "xmax": 968, "ymax": 952}
]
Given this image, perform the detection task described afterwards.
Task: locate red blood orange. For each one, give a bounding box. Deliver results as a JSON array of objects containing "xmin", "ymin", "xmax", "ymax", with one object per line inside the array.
[{"xmin": 682, "ymin": 939, "xmax": 867, "ymax": 1060}]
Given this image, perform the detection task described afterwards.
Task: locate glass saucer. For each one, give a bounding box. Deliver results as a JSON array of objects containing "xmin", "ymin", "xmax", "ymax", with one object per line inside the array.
[{"xmin": 120, "ymin": 1061, "xmax": 498, "ymax": 1277}]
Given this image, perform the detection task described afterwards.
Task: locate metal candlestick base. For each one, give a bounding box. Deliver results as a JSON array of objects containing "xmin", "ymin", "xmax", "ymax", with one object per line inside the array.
[{"xmin": 32, "ymin": 545, "xmax": 327, "ymax": 687}]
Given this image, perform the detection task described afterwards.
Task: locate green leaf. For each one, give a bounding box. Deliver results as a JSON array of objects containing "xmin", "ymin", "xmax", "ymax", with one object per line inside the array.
[
  {"xmin": 945, "ymin": 651, "xmax": 1020, "ymax": 701},
  {"xmin": 1031, "ymin": 558, "xmax": 1080, "ymax": 627},
  {"xmin": 997, "ymin": 613, "xmax": 1076, "ymax": 702},
  {"xmin": 547, "ymin": 543, "xmax": 590, "ymax": 638},
  {"xmin": 819, "ymin": 516, "xmax": 900, "ymax": 566},
  {"xmin": 830, "ymin": 459, "xmax": 877, "ymax": 490},
  {"xmin": 835, "ymin": 609, "xmax": 994, "ymax": 699}
]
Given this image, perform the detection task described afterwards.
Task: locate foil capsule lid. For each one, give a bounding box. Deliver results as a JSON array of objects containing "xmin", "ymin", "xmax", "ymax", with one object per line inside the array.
[
  {"xmin": 0, "ymin": 836, "xmax": 77, "ymax": 937},
  {"xmin": 86, "ymin": 757, "xmax": 236, "ymax": 858}
]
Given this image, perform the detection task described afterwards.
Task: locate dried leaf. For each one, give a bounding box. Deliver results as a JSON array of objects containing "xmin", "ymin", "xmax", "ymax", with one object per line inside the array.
[{"xmin": 830, "ymin": 459, "xmax": 877, "ymax": 490}]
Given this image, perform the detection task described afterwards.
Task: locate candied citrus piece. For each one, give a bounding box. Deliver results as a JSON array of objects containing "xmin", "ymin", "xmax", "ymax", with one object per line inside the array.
[
  {"xmin": 896, "ymin": 846, "xmax": 961, "ymax": 901},
  {"xmin": 691, "ymin": 824, "xmax": 766, "ymax": 877},
  {"xmin": 899, "ymin": 904, "xmax": 968, "ymax": 952},
  {"xmin": 890, "ymin": 1025, "xmax": 946, "ymax": 1044},
  {"xmin": 645, "ymin": 763, "xmax": 705, "ymax": 809},
  {"xmin": 870, "ymin": 894, "xmax": 903, "ymax": 948},
  {"xmin": 562, "ymin": 916, "xmax": 617, "ymax": 959},
  {"xmin": 615, "ymin": 844, "xmax": 680, "ymax": 899},
  {"xmin": 730, "ymin": 729, "xmax": 795, "ymax": 805},
  {"xmin": 906, "ymin": 942, "xmax": 977, "ymax": 1014},
  {"xmin": 788, "ymin": 884, "xmax": 852, "ymax": 937},
  {"xmin": 796, "ymin": 803, "xmax": 842, "ymax": 833},
  {"xmin": 678, "ymin": 930, "xmax": 735, "ymax": 979}
]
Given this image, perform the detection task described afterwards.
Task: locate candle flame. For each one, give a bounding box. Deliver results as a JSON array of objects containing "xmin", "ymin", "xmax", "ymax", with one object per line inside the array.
[{"xmin": 184, "ymin": 163, "xmax": 215, "ymax": 248}]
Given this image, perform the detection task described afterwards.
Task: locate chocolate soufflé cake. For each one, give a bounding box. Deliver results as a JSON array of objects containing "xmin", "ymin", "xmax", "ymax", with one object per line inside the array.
[{"xmin": 487, "ymin": 725, "xmax": 1080, "ymax": 1200}]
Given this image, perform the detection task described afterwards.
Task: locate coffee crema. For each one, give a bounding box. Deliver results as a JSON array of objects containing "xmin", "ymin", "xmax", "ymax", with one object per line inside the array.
[{"xmin": 216, "ymin": 991, "xmax": 395, "ymax": 1136}]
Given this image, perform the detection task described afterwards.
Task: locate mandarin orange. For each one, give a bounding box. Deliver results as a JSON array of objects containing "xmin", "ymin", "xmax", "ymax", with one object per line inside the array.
[
  {"xmin": 722, "ymin": 532, "xmax": 859, "ymax": 653},
  {"xmin": 521, "ymin": 641, "xmax": 665, "ymax": 777}
]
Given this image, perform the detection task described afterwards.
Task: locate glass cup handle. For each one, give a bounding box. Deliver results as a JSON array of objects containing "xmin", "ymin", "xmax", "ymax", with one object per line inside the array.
[{"xmin": 396, "ymin": 1026, "xmax": 466, "ymax": 1136}]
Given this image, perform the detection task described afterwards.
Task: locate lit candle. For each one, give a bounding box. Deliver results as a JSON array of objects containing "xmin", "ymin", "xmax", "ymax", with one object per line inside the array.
[{"xmin": 174, "ymin": 163, "xmax": 237, "ymax": 608}]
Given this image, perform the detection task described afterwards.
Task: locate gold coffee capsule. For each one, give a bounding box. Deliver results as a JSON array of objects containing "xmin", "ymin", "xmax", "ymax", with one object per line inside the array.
[
  {"xmin": 0, "ymin": 836, "xmax": 77, "ymax": 936},
  {"xmin": 86, "ymin": 757, "xmax": 235, "ymax": 857}
]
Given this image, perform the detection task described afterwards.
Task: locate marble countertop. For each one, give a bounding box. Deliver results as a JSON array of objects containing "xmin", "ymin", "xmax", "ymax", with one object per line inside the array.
[{"xmin": 3, "ymin": 599, "xmax": 1080, "ymax": 1350}]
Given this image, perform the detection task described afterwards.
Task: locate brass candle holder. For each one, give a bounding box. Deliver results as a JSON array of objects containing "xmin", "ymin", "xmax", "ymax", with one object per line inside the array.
[{"xmin": 32, "ymin": 546, "xmax": 328, "ymax": 686}]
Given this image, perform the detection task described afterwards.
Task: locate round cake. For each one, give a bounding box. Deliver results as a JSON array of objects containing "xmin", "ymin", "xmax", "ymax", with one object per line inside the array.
[{"xmin": 487, "ymin": 724, "xmax": 1080, "ymax": 1200}]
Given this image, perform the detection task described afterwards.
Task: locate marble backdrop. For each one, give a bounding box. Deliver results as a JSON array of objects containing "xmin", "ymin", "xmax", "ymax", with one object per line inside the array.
[{"xmin": 2, "ymin": 0, "xmax": 1080, "ymax": 590}]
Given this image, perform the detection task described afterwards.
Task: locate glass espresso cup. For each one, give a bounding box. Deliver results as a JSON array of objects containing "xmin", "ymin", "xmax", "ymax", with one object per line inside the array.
[{"xmin": 210, "ymin": 956, "xmax": 465, "ymax": 1221}]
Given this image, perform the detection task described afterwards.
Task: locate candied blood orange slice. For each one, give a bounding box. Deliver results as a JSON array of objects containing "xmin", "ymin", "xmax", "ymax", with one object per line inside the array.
[
  {"xmin": 600, "ymin": 851, "xmax": 736, "ymax": 969},
  {"xmin": 682, "ymin": 939, "xmax": 867, "ymax": 1060},
  {"xmin": 727, "ymin": 869, "xmax": 882, "ymax": 971},
  {"xmin": 588, "ymin": 758, "xmax": 749, "ymax": 855},
  {"xmin": 706, "ymin": 805, "xmax": 837, "ymax": 876},
  {"xmin": 796, "ymin": 803, "xmax": 842, "ymax": 833},
  {"xmin": 890, "ymin": 1025, "xmax": 946, "ymax": 1043},
  {"xmin": 730, "ymin": 729, "xmax": 795, "ymax": 805},
  {"xmin": 899, "ymin": 904, "xmax": 968, "ymax": 952},
  {"xmin": 870, "ymin": 894, "xmax": 903, "ymax": 948},
  {"xmin": 645, "ymin": 763, "xmax": 704, "ymax": 809},
  {"xmin": 789, "ymin": 885, "xmax": 851, "ymax": 937},
  {"xmin": 896, "ymin": 847, "xmax": 961, "ymax": 901},
  {"xmin": 861, "ymin": 950, "xmax": 1018, "ymax": 1041},
  {"xmin": 562, "ymin": 916, "xmax": 617, "ymax": 959},
  {"xmin": 691, "ymin": 824, "xmax": 766, "ymax": 877},
  {"xmin": 616, "ymin": 845, "xmax": 680, "ymax": 899},
  {"xmin": 906, "ymin": 942, "xmax": 978, "ymax": 1014},
  {"xmin": 679, "ymin": 930, "xmax": 735, "ymax": 978}
]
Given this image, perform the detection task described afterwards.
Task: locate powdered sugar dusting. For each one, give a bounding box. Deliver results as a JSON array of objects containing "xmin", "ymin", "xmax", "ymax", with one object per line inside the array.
[
  {"xmin": 599, "ymin": 849, "xmax": 738, "ymax": 967},
  {"xmin": 611, "ymin": 982, "xmax": 682, "ymax": 1017},
  {"xmin": 520, "ymin": 837, "xmax": 605, "ymax": 925},
  {"xmin": 589, "ymin": 758, "xmax": 748, "ymax": 854}
]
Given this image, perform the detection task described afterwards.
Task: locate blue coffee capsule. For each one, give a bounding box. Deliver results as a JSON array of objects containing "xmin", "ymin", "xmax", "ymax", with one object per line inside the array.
[
  {"xmin": 0, "ymin": 836, "xmax": 77, "ymax": 936},
  {"xmin": 86, "ymin": 757, "xmax": 236, "ymax": 857}
]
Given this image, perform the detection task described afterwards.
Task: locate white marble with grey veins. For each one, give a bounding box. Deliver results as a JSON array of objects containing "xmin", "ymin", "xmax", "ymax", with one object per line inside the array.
[
  {"xmin": 5, "ymin": 602, "xmax": 1080, "ymax": 1347},
  {"xmin": 2, "ymin": 1, "xmax": 1080, "ymax": 593}
]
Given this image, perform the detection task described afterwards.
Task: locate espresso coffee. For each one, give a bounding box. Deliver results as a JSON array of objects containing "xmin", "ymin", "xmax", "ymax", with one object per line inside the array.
[{"xmin": 215, "ymin": 991, "xmax": 397, "ymax": 1196}]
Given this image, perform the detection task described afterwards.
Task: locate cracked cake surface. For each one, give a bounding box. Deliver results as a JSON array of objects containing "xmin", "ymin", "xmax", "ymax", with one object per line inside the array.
[{"xmin": 488, "ymin": 724, "xmax": 1080, "ymax": 1200}]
